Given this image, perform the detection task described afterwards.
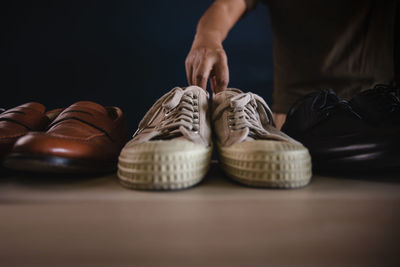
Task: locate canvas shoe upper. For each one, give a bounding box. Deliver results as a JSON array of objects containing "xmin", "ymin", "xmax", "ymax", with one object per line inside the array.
[
  {"xmin": 118, "ymin": 86, "xmax": 212, "ymax": 190},
  {"xmin": 212, "ymin": 88, "xmax": 312, "ymax": 188},
  {"xmin": 212, "ymin": 88, "xmax": 299, "ymax": 146},
  {"xmin": 130, "ymin": 86, "xmax": 211, "ymax": 147}
]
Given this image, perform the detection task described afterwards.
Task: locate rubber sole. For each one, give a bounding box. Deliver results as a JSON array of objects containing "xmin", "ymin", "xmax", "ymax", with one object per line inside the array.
[
  {"xmin": 3, "ymin": 153, "xmax": 116, "ymax": 174},
  {"xmin": 217, "ymin": 140, "xmax": 312, "ymax": 189},
  {"xmin": 313, "ymin": 151, "xmax": 400, "ymax": 173},
  {"xmin": 117, "ymin": 139, "xmax": 212, "ymax": 190}
]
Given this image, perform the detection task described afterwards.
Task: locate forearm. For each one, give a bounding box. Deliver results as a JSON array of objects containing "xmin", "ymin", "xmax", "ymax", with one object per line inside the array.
[{"xmin": 193, "ymin": 0, "xmax": 247, "ymax": 46}]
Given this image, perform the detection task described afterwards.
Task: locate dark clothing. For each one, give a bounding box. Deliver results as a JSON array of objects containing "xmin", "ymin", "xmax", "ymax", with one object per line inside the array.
[
  {"xmin": 245, "ymin": 0, "xmax": 397, "ymax": 113},
  {"xmin": 395, "ymin": 1, "xmax": 400, "ymax": 84}
]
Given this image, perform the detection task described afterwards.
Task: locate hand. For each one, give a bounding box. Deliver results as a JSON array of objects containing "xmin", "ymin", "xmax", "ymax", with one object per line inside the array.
[
  {"xmin": 273, "ymin": 113, "xmax": 287, "ymax": 130},
  {"xmin": 185, "ymin": 41, "xmax": 229, "ymax": 93}
]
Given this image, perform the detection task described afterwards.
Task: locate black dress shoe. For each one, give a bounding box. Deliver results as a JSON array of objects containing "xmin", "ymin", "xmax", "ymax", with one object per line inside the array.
[
  {"xmin": 349, "ymin": 84, "xmax": 400, "ymax": 127},
  {"xmin": 281, "ymin": 88, "xmax": 400, "ymax": 173}
]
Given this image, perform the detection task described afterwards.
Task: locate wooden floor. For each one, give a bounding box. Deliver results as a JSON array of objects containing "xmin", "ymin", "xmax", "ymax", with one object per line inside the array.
[{"xmin": 1, "ymin": 162, "xmax": 400, "ymax": 267}]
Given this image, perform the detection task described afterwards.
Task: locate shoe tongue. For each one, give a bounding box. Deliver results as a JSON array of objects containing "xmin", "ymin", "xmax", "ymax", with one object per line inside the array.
[
  {"xmin": 184, "ymin": 85, "xmax": 209, "ymax": 98},
  {"xmin": 213, "ymin": 88, "xmax": 243, "ymax": 105},
  {"xmin": 69, "ymin": 101, "xmax": 107, "ymax": 114},
  {"xmin": 19, "ymin": 102, "xmax": 46, "ymax": 113}
]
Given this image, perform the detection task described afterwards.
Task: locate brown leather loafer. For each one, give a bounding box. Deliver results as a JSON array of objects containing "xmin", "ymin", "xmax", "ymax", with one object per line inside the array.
[
  {"xmin": 4, "ymin": 101, "xmax": 129, "ymax": 174},
  {"xmin": 0, "ymin": 102, "xmax": 57, "ymax": 159}
]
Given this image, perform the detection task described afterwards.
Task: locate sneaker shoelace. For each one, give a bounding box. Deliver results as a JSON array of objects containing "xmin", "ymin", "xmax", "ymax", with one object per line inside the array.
[
  {"xmin": 214, "ymin": 92, "xmax": 274, "ymax": 139},
  {"xmin": 134, "ymin": 88, "xmax": 200, "ymax": 140},
  {"xmin": 156, "ymin": 91, "xmax": 199, "ymax": 139}
]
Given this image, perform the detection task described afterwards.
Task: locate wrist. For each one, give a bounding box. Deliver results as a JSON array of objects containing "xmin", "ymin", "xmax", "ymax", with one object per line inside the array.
[{"xmin": 192, "ymin": 31, "xmax": 224, "ymax": 49}]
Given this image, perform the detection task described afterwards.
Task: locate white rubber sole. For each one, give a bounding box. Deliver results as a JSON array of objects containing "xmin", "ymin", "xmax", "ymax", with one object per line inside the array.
[
  {"xmin": 118, "ymin": 139, "xmax": 212, "ymax": 190},
  {"xmin": 217, "ymin": 140, "xmax": 312, "ymax": 189}
]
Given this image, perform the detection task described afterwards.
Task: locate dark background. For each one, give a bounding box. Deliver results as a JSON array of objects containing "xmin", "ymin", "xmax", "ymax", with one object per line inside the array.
[{"xmin": 1, "ymin": 0, "xmax": 273, "ymax": 131}]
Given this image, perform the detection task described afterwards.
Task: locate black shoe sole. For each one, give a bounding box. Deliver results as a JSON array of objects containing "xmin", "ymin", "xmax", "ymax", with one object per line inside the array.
[
  {"xmin": 3, "ymin": 153, "xmax": 116, "ymax": 174},
  {"xmin": 313, "ymin": 151, "xmax": 400, "ymax": 174}
]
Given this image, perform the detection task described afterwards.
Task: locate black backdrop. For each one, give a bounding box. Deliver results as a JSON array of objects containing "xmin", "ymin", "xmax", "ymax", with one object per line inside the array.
[{"xmin": 2, "ymin": 0, "xmax": 274, "ymax": 131}]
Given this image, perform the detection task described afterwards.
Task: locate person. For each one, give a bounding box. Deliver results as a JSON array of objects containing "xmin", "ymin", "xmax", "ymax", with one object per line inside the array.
[{"xmin": 185, "ymin": 0, "xmax": 398, "ymax": 129}]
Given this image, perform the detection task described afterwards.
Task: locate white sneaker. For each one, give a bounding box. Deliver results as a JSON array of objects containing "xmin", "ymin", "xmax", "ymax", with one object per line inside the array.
[
  {"xmin": 212, "ymin": 89, "xmax": 312, "ymax": 188},
  {"xmin": 118, "ymin": 86, "xmax": 212, "ymax": 190}
]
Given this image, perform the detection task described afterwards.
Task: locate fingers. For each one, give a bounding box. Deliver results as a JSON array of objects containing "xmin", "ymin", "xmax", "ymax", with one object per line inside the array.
[
  {"xmin": 272, "ymin": 113, "xmax": 287, "ymax": 130},
  {"xmin": 184, "ymin": 48, "xmax": 229, "ymax": 92},
  {"xmin": 212, "ymin": 54, "xmax": 229, "ymax": 93},
  {"xmin": 193, "ymin": 59, "xmax": 213, "ymax": 90},
  {"xmin": 185, "ymin": 55, "xmax": 194, "ymax": 85},
  {"xmin": 210, "ymin": 75, "xmax": 217, "ymax": 93}
]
